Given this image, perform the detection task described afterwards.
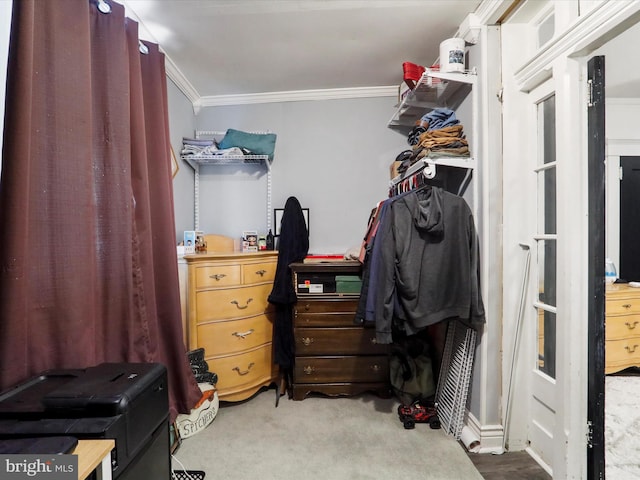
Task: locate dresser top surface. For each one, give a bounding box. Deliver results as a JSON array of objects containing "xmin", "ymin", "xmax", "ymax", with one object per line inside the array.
[
  {"xmin": 184, "ymin": 251, "xmax": 278, "ymax": 263},
  {"xmin": 607, "ymin": 283, "xmax": 640, "ymax": 296},
  {"xmin": 290, "ymin": 261, "xmax": 361, "ymax": 274}
]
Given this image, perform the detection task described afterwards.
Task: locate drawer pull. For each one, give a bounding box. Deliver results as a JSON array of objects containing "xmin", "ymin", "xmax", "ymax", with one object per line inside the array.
[
  {"xmin": 301, "ymin": 337, "xmax": 314, "ymax": 346},
  {"xmin": 370, "ymin": 337, "xmax": 378, "ymax": 345},
  {"xmin": 232, "ymin": 363, "xmax": 255, "ymax": 376},
  {"xmin": 303, "ymin": 366, "xmax": 315, "ymax": 375},
  {"xmin": 623, "ymin": 304, "xmax": 633, "ymax": 309},
  {"xmin": 625, "ymin": 345, "xmax": 639, "ymax": 354},
  {"xmin": 209, "ymin": 273, "xmax": 227, "ymax": 281},
  {"xmin": 304, "ymin": 304, "xmax": 311, "ymax": 311},
  {"xmin": 231, "ymin": 298, "xmax": 253, "ymax": 310},
  {"xmin": 232, "ymin": 329, "xmax": 254, "ymax": 339},
  {"xmin": 255, "ymin": 269, "xmax": 267, "ymax": 277},
  {"xmin": 370, "ymin": 364, "xmax": 381, "ymax": 372},
  {"xmin": 625, "ymin": 321, "xmax": 639, "ymax": 330}
]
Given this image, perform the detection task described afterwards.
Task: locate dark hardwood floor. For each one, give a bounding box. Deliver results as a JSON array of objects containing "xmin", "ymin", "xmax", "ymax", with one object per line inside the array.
[{"xmin": 465, "ymin": 448, "xmax": 552, "ymax": 480}]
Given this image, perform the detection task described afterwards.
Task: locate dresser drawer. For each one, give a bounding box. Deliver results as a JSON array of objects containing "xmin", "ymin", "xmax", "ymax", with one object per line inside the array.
[
  {"xmin": 294, "ymin": 355, "xmax": 388, "ymax": 384},
  {"xmin": 606, "ymin": 338, "xmax": 640, "ymax": 373},
  {"xmin": 196, "ymin": 283, "xmax": 272, "ymax": 321},
  {"xmin": 606, "ymin": 314, "xmax": 640, "ymax": 340},
  {"xmin": 209, "ymin": 345, "xmax": 274, "ymax": 393},
  {"xmin": 295, "ymin": 327, "xmax": 388, "ymax": 355},
  {"xmin": 295, "ymin": 299, "xmax": 359, "ymax": 314},
  {"xmin": 195, "ymin": 264, "xmax": 241, "ymax": 289},
  {"xmin": 294, "ymin": 312, "xmax": 359, "ymax": 328},
  {"xmin": 294, "ymin": 299, "xmax": 359, "ymax": 327},
  {"xmin": 243, "ymin": 261, "xmax": 276, "ymax": 284},
  {"xmin": 197, "ymin": 314, "xmax": 273, "ymax": 356},
  {"xmin": 607, "ymin": 297, "xmax": 640, "ymax": 315}
]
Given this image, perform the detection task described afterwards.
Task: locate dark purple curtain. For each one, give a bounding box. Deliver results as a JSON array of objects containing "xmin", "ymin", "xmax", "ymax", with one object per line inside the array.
[{"xmin": 0, "ymin": 0, "xmax": 201, "ymax": 421}]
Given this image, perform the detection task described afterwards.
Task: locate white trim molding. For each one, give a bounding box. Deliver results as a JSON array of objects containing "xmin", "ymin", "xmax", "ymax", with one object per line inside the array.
[
  {"xmin": 514, "ymin": 0, "xmax": 640, "ymax": 92},
  {"xmin": 194, "ymin": 86, "xmax": 398, "ymax": 109},
  {"xmin": 464, "ymin": 410, "xmax": 505, "ymax": 454},
  {"xmin": 164, "ymin": 55, "xmax": 200, "ymax": 106}
]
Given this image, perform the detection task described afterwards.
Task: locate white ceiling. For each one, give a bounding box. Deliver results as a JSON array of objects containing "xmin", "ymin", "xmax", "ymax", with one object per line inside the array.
[{"xmin": 122, "ymin": 0, "xmax": 482, "ymax": 103}]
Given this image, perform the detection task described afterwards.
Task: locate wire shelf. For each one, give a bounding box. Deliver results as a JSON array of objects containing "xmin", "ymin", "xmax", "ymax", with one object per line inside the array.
[{"xmin": 436, "ymin": 321, "xmax": 477, "ymax": 439}]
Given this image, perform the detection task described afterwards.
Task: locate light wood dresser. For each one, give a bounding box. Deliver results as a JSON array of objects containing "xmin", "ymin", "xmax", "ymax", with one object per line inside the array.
[
  {"xmin": 185, "ymin": 251, "xmax": 278, "ymax": 401},
  {"xmin": 606, "ymin": 283, "xmax": 640, "ymax": 374},
  {"xmin": 289, "ymin": 261, "xmax": 390, "ymax": 401}
]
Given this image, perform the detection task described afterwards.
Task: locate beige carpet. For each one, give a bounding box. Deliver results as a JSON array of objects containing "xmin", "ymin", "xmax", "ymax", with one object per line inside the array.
[
  {"xmin": 606, "ymin": 375, "xmax": 640, "ymax": 479},
  {"xmin": 171, "ymin": 389, "xmax": 484, "ymax": 480}
]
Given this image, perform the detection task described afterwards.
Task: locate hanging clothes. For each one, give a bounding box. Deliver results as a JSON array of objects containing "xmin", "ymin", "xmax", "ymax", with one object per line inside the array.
[
  {"xmin": 268, "ymin": 196, "xmax": 309, "ymax": 374},
  {"xmin": 359, "ymin": 186, "xmax": 485, "ymax": 344}
]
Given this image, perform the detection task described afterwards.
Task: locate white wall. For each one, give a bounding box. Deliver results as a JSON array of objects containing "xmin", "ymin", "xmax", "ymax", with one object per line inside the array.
[
  {"xmin": 188, "ymin": 96, "xmax": 406, "ymax": 254},
  {"xmin": 166, "ymin": 78, "xmax": 197, "ymax": 243}
]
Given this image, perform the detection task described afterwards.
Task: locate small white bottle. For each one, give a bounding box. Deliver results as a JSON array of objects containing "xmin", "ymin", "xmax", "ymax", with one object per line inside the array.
[{"xmin": 605, "ymin": 258, "xmax": 617, "ymax": 284}]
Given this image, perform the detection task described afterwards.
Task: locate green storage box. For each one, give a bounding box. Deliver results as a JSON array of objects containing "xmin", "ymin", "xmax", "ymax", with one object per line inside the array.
[{"xmin": 335, "ymin": 275, "xmax": 362, "ymax": 294}]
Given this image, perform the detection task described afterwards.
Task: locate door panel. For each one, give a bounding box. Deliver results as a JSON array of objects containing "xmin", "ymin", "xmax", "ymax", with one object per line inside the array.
[
  {"xmin": 587, "ymin": 54, "xmax": 606, "ymax": 480},
  {"xmin": 528, "ymin": 84, "xmax": 557, "ymax": 472},
  {"xmin": 620, "ymin": 156, "xmax": 640, "ymax": 282}
]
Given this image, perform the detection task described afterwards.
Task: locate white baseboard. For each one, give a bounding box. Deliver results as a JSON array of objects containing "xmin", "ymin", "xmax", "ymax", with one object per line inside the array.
[{"xmin": 463, "ymin": 410, "xmax": 505, "ymax": 454}]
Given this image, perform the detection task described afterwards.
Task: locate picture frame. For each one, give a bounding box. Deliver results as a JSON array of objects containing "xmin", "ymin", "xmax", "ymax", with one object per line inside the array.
[
  {"xmin": 242, "ymin": 230, "xmax": 259, "ymax": 252},
  {"xmin": 169, "ymin": 421, "xmax": 182, "ymax": 454},
  {"xmin": 171, "ymin": 147, "xmax": 179, "ymax": 178},
  {"xmin": 273, "ymin": 208, "xmax": 309, "ymax": 237}
]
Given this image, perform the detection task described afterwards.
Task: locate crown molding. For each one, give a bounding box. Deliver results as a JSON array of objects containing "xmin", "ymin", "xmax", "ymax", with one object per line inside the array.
[
  {"xmin": 514, "ymin": 0, "xmax": 640, "ymax": 92},
  {"xmin": 164, "ymin": 55, "xmax": 200, "ymax": 106},
  {"xmin": 474, "ymin": 0, "xmax": 515, "ymax": 25},
  {"xmin": 193, "ymin": 86, "xmax": 398, "ymax": 109}
]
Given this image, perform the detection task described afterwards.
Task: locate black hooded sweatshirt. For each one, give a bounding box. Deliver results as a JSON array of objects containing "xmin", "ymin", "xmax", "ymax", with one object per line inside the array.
[{"xmin": 268, "ymin": 196, "xmax": 309, "ymax": 370}]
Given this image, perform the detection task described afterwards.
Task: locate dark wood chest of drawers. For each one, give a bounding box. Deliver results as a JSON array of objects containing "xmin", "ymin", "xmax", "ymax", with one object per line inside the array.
[{"xmin": 290, "ymin": 262, "xmax": 390, "ymax": 400}]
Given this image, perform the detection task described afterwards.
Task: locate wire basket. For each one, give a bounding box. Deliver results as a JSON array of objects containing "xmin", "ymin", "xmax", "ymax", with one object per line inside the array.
[{"xmin": 172, "ymin": 470, "xmax": 205, "ymax": 480}]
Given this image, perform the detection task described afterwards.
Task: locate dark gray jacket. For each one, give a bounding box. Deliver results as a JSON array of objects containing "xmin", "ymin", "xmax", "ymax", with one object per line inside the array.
[{"xmin": 374, "ymin": 186, "xmax": 485, "ymax": 343}]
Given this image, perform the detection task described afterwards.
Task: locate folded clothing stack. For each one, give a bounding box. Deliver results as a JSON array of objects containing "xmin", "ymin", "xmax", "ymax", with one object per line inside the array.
[
  {"xmin": 181, "ymin": 137, "xmax": 245, "ymax": 157},
  {"xmin": 394, "ymin": 107, "xmax": 470, "ymax": 174},
  {"xmin": 412, "ymin": 124, "xmax": 469, "ymax": 161}
]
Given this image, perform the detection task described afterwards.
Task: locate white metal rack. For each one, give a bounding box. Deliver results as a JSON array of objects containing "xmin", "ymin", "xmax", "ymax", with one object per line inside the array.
[
  {"xmin": 388, "ymin": 68, "xmax": 479, "ymax": 214},
  {"xmin": 388, "ymin": 68, "xmax": 477, "ymax": 135},
  {"xmin": 181, "ymin": 131, "xmax": 273, "ymax": 232},
  {"xmin": 436, "ymin": 321, "xmax": 477, "ymax": 439}
]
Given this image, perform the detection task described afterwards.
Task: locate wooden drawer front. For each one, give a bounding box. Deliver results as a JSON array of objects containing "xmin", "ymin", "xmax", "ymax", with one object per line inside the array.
[
  {"xmin": 294, "ymin": 299, "xmax": 359, "ymax": 327},
  {"xmin": 196, "ymin": 284, "xmax": 272, "ymax": 321},
  {"xmin": 607, "ymin": 297, "xmax": 640, "ymax": 315},
  {"xmin": 294, "ymin": 356, "xmax": 388, "ymax": 384},
  {"xmin": 197, "ymin": 315, "xmax": 273, "ymax": 356},
  {"xmin": 294, "ymin": 312, "xmax": 359, "ymax": 328},
  {"xmin": 196, "ymin": 265, "xmax": 241, "ymax": 289},
  {"xmin": 243, "ymin": 261, "xmax": 276, "ymax": 284},
  {"xmin": 295, "ymin": 327, "xmax": 388, "ymax": 355},
  {"xmin": 296, "ymin": 299, "xmax": 359, "ymax": 315},
  {"xmin": 606, "ymin": 338, "xmax": 640, "ymax": 372},
  {"xmin": 209, "ymin": 345, "xmax": 273, "ymax": 393},
  {"xmin": 606, "ymin": 314, "xmax": 640, "ymax": 340}
]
